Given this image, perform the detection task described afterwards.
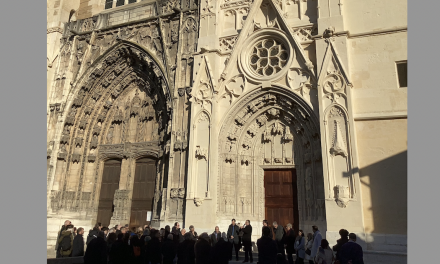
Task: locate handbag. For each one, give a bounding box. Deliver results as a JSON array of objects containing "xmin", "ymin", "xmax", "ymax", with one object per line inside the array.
[
  {"xmin": 239, "ymin": 230, "xmax": 244, "ymax": 237},
  {"xmin": 305, "ymin": 248, "xmax": 311, "ymax": 255}
]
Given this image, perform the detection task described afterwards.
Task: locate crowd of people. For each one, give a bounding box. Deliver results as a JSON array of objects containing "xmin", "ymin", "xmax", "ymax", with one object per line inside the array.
[{"xmin": 54, "ymin": 219, "xmax": 364, "ymax": 264}]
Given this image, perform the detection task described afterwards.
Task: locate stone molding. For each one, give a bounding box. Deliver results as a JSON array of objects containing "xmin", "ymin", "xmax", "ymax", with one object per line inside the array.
[
  {"xmin": 354, "ymin": 111, "xmax": 407, "ymax": 121},
  {"xmin": 47, "ymin": 27, "xmax": 63, "ymax": 34}
]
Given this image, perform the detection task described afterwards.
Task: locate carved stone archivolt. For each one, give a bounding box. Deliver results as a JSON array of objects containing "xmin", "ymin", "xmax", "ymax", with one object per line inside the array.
[
  {"xmin": 49, "ymin": 42, "xmax": 172, "ymax": 215},
  {"xmin": 217, "ymin": 86, "xmax": 324, "ymax": 222}
]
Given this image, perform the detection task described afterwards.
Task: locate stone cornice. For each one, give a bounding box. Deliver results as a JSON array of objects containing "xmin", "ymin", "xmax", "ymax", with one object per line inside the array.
[{"xmin": 354, "ymin": 111, "xmax": 407, "ymax": 121}]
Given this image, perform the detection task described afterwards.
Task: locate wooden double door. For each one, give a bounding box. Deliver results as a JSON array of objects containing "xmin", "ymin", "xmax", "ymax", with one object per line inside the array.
[
  {"xmin": 264, "ymin": 169, "xmax": 299, "ymax": 233},
  {"xmin": 96, "ymin": 158, "xmax": 156, "ymax": 228}
]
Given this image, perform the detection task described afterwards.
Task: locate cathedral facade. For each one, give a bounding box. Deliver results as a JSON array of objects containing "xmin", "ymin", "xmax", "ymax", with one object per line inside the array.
[{"xmin": 47, "ymin": 0, "xmax": 407, "ymax": 262}]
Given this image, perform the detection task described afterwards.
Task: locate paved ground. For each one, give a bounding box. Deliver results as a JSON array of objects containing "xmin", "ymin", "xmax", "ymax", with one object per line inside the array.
[{"xmin": 228, "ymin": 251, "xmax": 297, "ymax": 264}]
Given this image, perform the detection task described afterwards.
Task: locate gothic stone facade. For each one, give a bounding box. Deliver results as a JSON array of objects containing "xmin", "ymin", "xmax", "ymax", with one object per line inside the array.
[{"xmin": 47, "ymin": 0, "xmax": 407, "ymax": 262}]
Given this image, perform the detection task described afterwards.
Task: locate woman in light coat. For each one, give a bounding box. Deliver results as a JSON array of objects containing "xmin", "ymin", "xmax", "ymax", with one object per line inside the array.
[
  {"xmin": 304, "ymin": 233, "xmax": 314, "ymax": 264},
  {"xmin": 314, "ymin": 239, "xmax": 334, "ymax": 264},
  {"xmin": 294, "ymin": 230, "xmax": 306, "ymax": 264}
]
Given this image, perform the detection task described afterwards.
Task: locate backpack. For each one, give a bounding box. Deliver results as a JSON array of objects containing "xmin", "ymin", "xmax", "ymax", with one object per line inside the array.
[{"xmin": 60, "ymin": 235, "xmax": 72, "ymax": 251}]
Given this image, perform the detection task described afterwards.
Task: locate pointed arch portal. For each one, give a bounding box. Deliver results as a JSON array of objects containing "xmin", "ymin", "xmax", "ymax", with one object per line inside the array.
[
  {"xmin": 218, "ymin": 85, "xmax": 326, "ymax": 229},
  {"xmin": 50, "ymin": 41, "xmax": 172, "ymax": 227}
]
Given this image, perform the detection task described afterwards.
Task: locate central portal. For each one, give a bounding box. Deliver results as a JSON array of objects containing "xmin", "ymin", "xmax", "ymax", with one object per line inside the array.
[{"xmin": 264, "ymin": 169, "xmax": 299, "ymax": 232}]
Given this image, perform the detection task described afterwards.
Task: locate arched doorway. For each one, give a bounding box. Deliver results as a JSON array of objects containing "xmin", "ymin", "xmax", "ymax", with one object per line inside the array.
[
  {"xmin": 50, "ymin": 42, "xmax": 172, "ymax": 228},
  {"xmin": 217, "ymin": 86, "xmax": 326, "ymax": 232}
]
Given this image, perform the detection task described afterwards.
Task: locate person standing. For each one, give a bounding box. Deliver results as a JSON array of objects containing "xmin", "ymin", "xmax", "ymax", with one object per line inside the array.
[
  {"xmin": 227, "ymin": 218, "xmax": 241, "ymax": 261},
  {"xmin": 293, "ymin": 230, "xmax": 305, "ymax": 264},
  {"xmin": 164, "ymin": 225, "xmax": 171, "ymax": 240},
  {"xmin": 172, "ymin": 222, "xmax": 180, "ymax": 234},
  {"xmin": 177, "ymin": 233, "xmax": 191, "ymax": 264},
  {"xmin": 210, "ymin": 226, "xmax": 221, "ymax": 247},
  {"xmin": 257, "ymin": 226, "xmax": 277, "ymax": 264},
  {"xmin": 209, "ymin": 234, "xmax": 229, "ymax": 264},
  {"xmin": 115, "ymin": 225, "xmax": 122, "ymax": 236},
  {"xmin": 87, "ymin": 223, "xmax": 101, "ymax": 245},
  {"xmin": 304, "ymin": 233, "xmax": 314, "ymax": 264},
  {"xmin": 310, "ymin": 225, "xmax": 322, "ymax": 263},
  {"xmin": 313, "ymin": 239, "xmax": 334, "ymax": 264},
  {"xmin": 333, "ymin": 229, "xmax": 349, "ymax": 262},
  {"xmin": 58, "ymin": 224, "xmax": 75, "ymax": 258},
  {"xmin": 284, "ymin": 223, "xmax": 296, "ymax": 264},
  {"xmin": 186, "ymin": 232, "xmax": 197, "ymax": 264},
  {"xmin": 161, "ymin": 234, "xmax": 177, "ymax": 264},
  {"xmin": 338, "ymin": 233, "xmax": 364, "ymax": 264},
  {"xmin": 237, "ymin": 222, "xmax": 243, "ymax": 252},
  {"xmin": 273, "ymin": 221, "xmax": 286, "ymax": 257},
  {"xmin": 179, "ymin": 228, "xmax": 186, "ymax": 243},
  {"xmin": 106, "ymin": 232, "xmax": 117, "ymax": 255},
  {"xmin": 241, "ymin": 220, "xmax": 253, "ymax": 263},
  {"xmin": 262, "ymin": 220, "xmax": 273, "ymax": 239},
  {"xmin": 72, "ymin": 227, "xmax": 85, "ymax": 257},
  {"xmin": 84, "ymin": 231, "xmax": 107, "ymax": 264},
  {"xmin": 195, "ymin": 233, "xmax": 211, "ymax": 264},
  {"xmin": 147, "ymin": 229, "xmax": 162, "ymax": 264},
  {"xmin": 188, "ymin": 225, "xmax": 198, "ymax": 241},
  {"xmin": 55, "ymin": 220, "xmax": 72, "ymax": 258}
]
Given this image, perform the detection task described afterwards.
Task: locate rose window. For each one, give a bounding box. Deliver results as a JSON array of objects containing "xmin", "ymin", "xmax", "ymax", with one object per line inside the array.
[{"xmin": 249, "ymin": 39, "xmax": 288, "ymax": 77}]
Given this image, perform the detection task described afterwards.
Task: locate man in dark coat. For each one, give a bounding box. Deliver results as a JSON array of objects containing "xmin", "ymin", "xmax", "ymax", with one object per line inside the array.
[
  {"xmin": 283, "ymin": 224, "xmax": 296, "ymax": 264},
  {"xmin": 55, "ymin": 220, "xmax": 71, "ymax": 258},
  {"xmin": 86, "ymin": 223, "xmax": 101, "ymax": 245},
  {"xmin": 177, "ymin": 232, "xmax": 192, "ymax": 264},
  {"xmin": 109, "ymin": 233, "xmax": 131, "ymax": 264},
  {"xmin": 257, "ymin": 226, "xmax": 277, "ymax": 264},
  {"xmin": 273, "ymin": 221, "xmax": 286, "ymax": 256},
  {"xmin": 84, "ymin": 231, "xmax": 107, "ymax": 264},
  {"xmin": 185, "ymin": 234, "xmax": 196, "ymax": 264},
  {"xmin": 209, "ymin": 237, "xmax": 229, "ymax": 264},
  {"xmin": 241, "ymin": 220, "xmax": 253, "ymax": 263},
  {"xmin": 195, "ymin": 233, "xmax": 211, "ymax": 264},
  {"xmin": 179, "ymin": 228, "xmax": 186, "ymax": 243},
  {"xmin": 172, "ymin": 222, "xmax": 183, "ymax": 242},
  {"xmin": 146, "ymin": 230, "xmax": 162, "ymax": 264},
  {"xmin": 161, "ymin": 234, "xmax": 177, "ymax": 264},
  {"xmin": 210, "ymin": 226, "xmax": 221, "ymax": 247},
  {"xmin": 226, "ymin": 218, "xmax": 241, "ymax": 261},
  {"xmin": 72, "ymin": 227, "xmax": 85, "ymax": 257},
  {"xmin": 338, "ymin": 233, "xmax": 364, "ymax": 264},
  {"xmin": 333, "ymin": 229, "xmax": 349, "ymax": 261}
]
